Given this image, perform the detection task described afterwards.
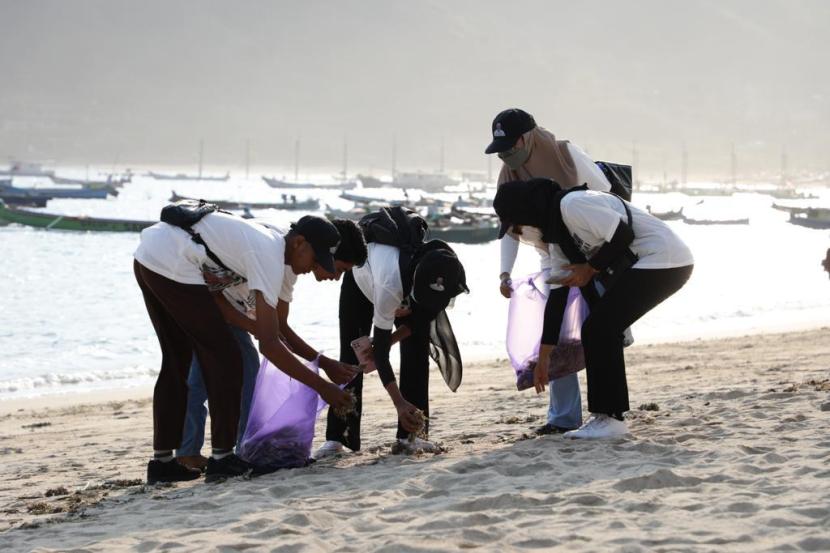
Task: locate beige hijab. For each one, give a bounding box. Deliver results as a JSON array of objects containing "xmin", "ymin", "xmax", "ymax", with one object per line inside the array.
[{"xmin": 497, "ymin": 126, "xmax": 579, "ymax": 189}]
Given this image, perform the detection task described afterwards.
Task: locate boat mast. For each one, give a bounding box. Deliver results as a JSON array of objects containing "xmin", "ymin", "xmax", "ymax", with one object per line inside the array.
[
  {"xmin": 294, "ymin": 138, "xmax": 300, "ymax": 182},
  {"xmin": 780, "ymin": 145, "xmax": 788, "ymax": 187},
  {"xmin": 342, "ymin": 136, "xmax": 348, "ymax": 181},
  {"xmin": 198, "ymin": 139, "xmax": 204, "ymax": 181},
  {"xmin": 680, "ymin": 141, "xmax": 688, "ymax": 188},
  {"xmin": 245, "ymin": 139, "xmax": 250, "ymax": 180},
  {"xmin": 440, "ymin": 136, "xmax": 445, "ymax": 174},
  {"xmin": 730, "ymin": 143, "xmax": 737, "ymax": 187},
  {"xmin": 391, "ymin": 135, "xmax": 397, "ymax": 179},
  {"xmin": 631, "ymin": 141, "xmax": 638, "ymax": 190}
]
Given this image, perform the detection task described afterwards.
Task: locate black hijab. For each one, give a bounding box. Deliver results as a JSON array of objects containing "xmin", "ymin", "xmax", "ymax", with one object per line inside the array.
[{"xmin": 492, "ymin": 178, "xmax": 563, "ymax": 243}]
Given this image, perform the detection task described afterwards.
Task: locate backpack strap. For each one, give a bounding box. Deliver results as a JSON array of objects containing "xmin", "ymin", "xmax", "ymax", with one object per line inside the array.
[{"xmin": 551, "ymin": 185, "xmax": 588, "ymax": 264}]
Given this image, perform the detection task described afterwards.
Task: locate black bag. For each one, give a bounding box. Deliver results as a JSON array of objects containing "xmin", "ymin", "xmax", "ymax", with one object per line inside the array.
[
  {"xmin": 159, "ymin": 199, "xmax": 232, "ymax": 272},
  {"xmin": 595, "ymin": 161, "xmax": 633, "ymax": 201},
  {"xmin": 594, "ymin": 197, "xmax": 638, "ymax": 291},
  {"xmin": 358, "ymin": 206, "xmax": 428, "ymax": 295}
]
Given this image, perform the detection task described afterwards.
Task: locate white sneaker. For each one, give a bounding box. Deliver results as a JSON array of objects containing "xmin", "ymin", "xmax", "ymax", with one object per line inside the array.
[
  {"xmin": 396, "ymin": 437, "xmax": 442, "ymax": 454},
  {"xmin": 564, "ymin": 414, "xmax": 629, "ymax": 439},
  {"xmin": 312, "ymin": 440, "xmax": 344, "ymax": 460}
]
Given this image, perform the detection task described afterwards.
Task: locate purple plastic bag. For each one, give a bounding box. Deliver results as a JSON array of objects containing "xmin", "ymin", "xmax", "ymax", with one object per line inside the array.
[
  {"xmin": 507, "ymin": 272, "xmax": 588, "ymax": 391},
  {"xmin": 238, "ymin": 358, "xmax": 321, "ymax": 470}
]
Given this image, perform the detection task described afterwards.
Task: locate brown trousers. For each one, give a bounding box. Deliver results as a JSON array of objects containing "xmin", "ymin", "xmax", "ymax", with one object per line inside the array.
[{"xmin": 134, "ymin": 260, "xmax": 243, "ymax": 451}]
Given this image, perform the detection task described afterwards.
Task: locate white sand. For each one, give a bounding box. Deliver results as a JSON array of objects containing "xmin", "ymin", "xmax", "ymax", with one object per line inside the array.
[{"xmin": 1, "ymin": 328, "xmax": 829, "ymax": 552}]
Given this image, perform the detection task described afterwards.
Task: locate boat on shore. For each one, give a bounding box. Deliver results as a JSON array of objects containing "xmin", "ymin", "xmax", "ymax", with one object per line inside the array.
[
  {"xmin": 0, "ymin": 201, "xmax": 153, "ymax": 232},
  {"xmin": 262, "ymin": 176, "xmax": 357, "ymax": 190},
  {"xmin": 682, "ymin": 216, "xmax": 749, "ymax": 225},
  {"xmin": 646, "ymin": 205, "xmax": 685, "ymax": 221},
  {"xmin": 0, "ymin": 182, "xmax": 113, "ymax": 200},
  {"xmin": 391, "ymin": 172, "xmax": 459, "ymax": 193},
  {"xmin": 149, "ymin": 171, "xmax": 230, "ymax": 182},
  {"xmin": 426, "ymin": 215, "xmax": 500, "ymax": 244},
  {"xmin": 49, "ymin": 174, "xmax": 130, "ymax": 189},
  {"xmin": 169, "ymin": 191, "xmax": 320, "ymax": 211},
  {"xmin": 0, "ymin": 161, "xmax": 54, "ymax": 178},
  {"xmin": 784, "ymin": 207, "xmax": 830, "ymax": 229},
  {"xmin": 679, "ymin": 187, "xmax": 735, "ymax": 197}
]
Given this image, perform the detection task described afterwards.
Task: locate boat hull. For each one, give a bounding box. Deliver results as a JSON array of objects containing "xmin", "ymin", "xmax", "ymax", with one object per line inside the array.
[{"xmin": 0, "ymin": 202, "xmax": 153, "ymax": 232}]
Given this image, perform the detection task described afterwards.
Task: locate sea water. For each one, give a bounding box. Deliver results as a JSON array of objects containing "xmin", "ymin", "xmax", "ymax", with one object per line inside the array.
[{"xmin": 1, "ymin": 174, "xmax": 828, "ymax": 400}]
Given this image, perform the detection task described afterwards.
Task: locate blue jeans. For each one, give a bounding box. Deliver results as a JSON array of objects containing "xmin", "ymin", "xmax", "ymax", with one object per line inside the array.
[
  {"xmin": 547, "ymin": 372, "xmax": 582, "ymax": 430},
  {"xmin": 176, "ymin": 325, "xmax": 260, "ymax": 456}
]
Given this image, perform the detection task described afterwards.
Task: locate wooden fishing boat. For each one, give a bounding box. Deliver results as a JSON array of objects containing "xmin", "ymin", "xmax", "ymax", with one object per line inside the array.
[
  {"xmin": 0, "ymin": 182, "xmax": 112, "ymax": 200},
  {"xmin": 682, "ymin": 216, "xmax": 749, "ymax": 225},
  {"xmin": 785, "ymin": 207, "xmax": 830, "ymax": 229},
  {"xmin": 0, "ymin": 201, "xmax": 153, "ymax": 232},
  {"xmin": 646, "ymin": 206, "xmax": 684, "ymax": 221},
  {"xmin": 149, "ymin": 171, "xmax": 230, "ymax": 182},
  {"xmin": 169, "ymin": 192, "xmax": 320, "ymax": 211},
  {"xmin": 427, "ymin": 218, "xmax": 500, "ymax": 244},
  {"xmin": 262, "ymin": 176, "xmax": 356, "ymax": 190}
]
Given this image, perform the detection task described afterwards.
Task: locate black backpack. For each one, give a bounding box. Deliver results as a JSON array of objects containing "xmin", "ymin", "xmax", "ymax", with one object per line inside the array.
[
  {"xmin": 595, "ymin": 161, "xmax": 633, "ymax": 201},
  {"xmin": 160, "ymin": 199, "xmax": 233, "ymax": 271},
  {"xmin": 358, "ymin": 207, "xmax": 429, "ymax": 296}
]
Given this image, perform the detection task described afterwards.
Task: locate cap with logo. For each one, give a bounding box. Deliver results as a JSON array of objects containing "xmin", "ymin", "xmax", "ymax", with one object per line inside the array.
[
  {"xmin": 290, "ymin": 215, "xmax": 340, "ymax": 273},
  {"xmin": 411, "ymin": 249, "xmax": 469, "ymax": 320},
  {"xmin": 484, "ymin": 108, "xmax": 537, "ymax": 154}
]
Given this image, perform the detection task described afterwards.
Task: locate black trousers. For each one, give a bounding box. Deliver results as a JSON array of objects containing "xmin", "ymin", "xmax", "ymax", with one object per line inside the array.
[
  {"xmin": 134, "ymin": 261, "xmax": 243, "ymax": 451},
  {"xmin": 581, "ymin": 265, "xmax": 693, "ymax": 416},
  {"xmin": 325, "ymin": 271, "xmax": 431, "ymax": 450}
]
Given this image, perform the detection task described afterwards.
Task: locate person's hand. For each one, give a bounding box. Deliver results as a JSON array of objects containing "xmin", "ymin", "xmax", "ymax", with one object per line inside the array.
[
  {"xmin": 395, "ymin": 399, "xmax": 424, "ymax": 433},
  {"xmin": 202, "ymin": 269, "xmax": 235, "ymax": 288},
  {"xmin": 533, "ymin": 354, "xmax": 550, "ymax": 394},
  {"xmin": 394, "ymin": 306, "xmax": 412, "ymax": 318},
  {"xmin": 499, "ymin": 273, "xmax": 512, "ymax": 299},
  {"xmin": 319, "ymin": 355, "xmax": 359, "ymax": 385},
  {"xmin": 320, "ymin": 382, "xmax": 354, "ymax": 412},
  {"xmin": 558, "ymin": 263, "xmax": 598, "ymax": 288}
]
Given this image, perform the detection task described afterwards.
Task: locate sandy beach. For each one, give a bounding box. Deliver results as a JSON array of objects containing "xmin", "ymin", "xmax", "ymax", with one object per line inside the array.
[{"xmin": 1, "ymin": 327, "xmax": 829, "ymax": 552}]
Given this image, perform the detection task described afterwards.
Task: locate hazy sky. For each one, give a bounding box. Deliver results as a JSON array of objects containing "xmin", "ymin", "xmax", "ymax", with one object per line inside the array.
[{"xmin": 1, "ymin": 0, "xmax": 828, "ymax": 178}]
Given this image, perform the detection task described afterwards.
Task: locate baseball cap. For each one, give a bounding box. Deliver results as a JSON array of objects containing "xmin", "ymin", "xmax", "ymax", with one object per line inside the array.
[
  {"xmin": 290, "ymin": 215, "xmax": 340, "ymax": 273},
  {"xmin": 411, "ymin": 247, "xmax": 469, "ymax": 320},
  {"xmin": 484, "ymin": 108, "xmax": 537, "ymax": 154}
]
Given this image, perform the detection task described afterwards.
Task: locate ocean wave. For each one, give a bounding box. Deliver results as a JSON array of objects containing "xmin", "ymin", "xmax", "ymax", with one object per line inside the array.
[{"xmin": 0, "ymin": 366, "xmax": 159, "ymax": 395}]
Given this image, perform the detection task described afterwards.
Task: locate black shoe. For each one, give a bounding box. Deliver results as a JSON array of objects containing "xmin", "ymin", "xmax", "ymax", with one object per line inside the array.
[
  {"xmin": 204, "ymin": 454, "xmax": 254, "ymax": 483},
  {"xmin": 146, "ymin": 459, "xmax": 201, "ymax": 484},
  {"xmin": 534, "ymin": 423, "xmax": 573, "ymax": 436}
]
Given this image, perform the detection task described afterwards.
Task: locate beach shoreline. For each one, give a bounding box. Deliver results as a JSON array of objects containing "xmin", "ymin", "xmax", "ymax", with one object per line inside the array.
[{"xmin": 1, "ymin": 327, "xmax": 829, "ymax": 551}]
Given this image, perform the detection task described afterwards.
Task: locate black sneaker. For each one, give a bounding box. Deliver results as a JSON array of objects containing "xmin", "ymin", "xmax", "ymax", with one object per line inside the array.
[
  {"xmin": 204, "ymin": 454, "xmax": 254, "ymax": 483},
  {"xmin": 146, "ymin": 459, "xmax": 201, "ymax": 484},
  {"xmin": 534, "ymin": 423, "xmax": 574, "ymax": 436}
]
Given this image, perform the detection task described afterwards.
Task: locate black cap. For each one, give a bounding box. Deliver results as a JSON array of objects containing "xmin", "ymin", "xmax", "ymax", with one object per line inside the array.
[
  {"xmin": 485, "ymin": 108, "xmax": 537, "ymax": 154},
  {"xmin": 291, "ymin": 215, "xmax": 340, "ymax": 273},
  {"xmin": 411, "ymin": 249, "xmax": 469, "ymax": 320}
]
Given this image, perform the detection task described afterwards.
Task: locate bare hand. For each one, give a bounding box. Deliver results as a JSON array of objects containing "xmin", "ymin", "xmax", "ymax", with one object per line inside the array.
[
  {"xmin": 558, "ymin": 263, "xmax": 598, "ymax": 288},
  {"xmin": 395, "ymin": 399, "xmax": 424, "ymax": 433},
  {"xmin": 202, "ymin": 270, "xmax": 235, "ymax": 288},
  {"xmin": 394, "ymin": 306, "xmax": 412, "ymax": 318},
  {"xmin": 533, "ymin": 356, "xmax": 549, "ymax": 394},
  {"xmin": 319, "ymin": 355, "xmax": 359, "ymax": 385},
  {"xmin": 321, "ymin": 383, "xmax": 354, "ymax": 412}
]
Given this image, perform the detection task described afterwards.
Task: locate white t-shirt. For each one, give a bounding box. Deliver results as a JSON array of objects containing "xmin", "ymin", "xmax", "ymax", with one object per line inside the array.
[
  {"xmin": 500, "ymin": 142, "xmax": 612, "ymax": 275},
  {"xmin": 222, "ymin": 266, "xmax": 297, "ymax": 319},
  {"xmin": 133, "ymin": 211, "xmax": 287, "ymax": 308},
  {"xmin": 351, "ymin": 243, "xmax": 404, "ymax": 330},
  {"xmin": 544, "ymin": 190, "xmax": 694, "ymax": 290}
]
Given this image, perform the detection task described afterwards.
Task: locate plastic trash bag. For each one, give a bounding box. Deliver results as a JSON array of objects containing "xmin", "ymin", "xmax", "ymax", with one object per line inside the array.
[
  {"xmin": 506, "ymin": 272, "xmax": 588, "ymax": 391},
  {"xmin": 238, "ymin": 357, "xmax": 321, "ymax": 471}
]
